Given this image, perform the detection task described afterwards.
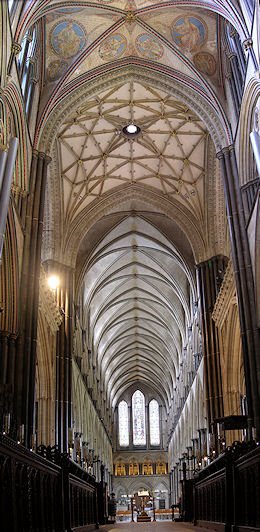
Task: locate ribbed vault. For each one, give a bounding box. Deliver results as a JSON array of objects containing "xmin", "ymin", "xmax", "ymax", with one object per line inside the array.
[
  {"xmin": 81, "ymin": 214, "xmax": 196, "ymax": 412},
  {"xmin": 37, "ymin": 0, "xmax": 231, "ymax": 425}
]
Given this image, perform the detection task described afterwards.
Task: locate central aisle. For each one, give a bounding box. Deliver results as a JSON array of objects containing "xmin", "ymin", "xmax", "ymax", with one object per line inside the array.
[{"xmin": 100, "ymin": 523, "xmax": 204, "ymax": 532}]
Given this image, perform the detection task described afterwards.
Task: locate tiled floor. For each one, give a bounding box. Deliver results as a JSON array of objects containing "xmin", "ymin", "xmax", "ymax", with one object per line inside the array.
[{"xmin": 100, "ymin": 523, "xmax": 206, "ymax": 532}]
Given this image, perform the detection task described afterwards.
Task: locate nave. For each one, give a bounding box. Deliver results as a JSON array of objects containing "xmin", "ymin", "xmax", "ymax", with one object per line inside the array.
[{"xmin": 0, "ymin": 0, "xmax": 260, "ymax": 531}]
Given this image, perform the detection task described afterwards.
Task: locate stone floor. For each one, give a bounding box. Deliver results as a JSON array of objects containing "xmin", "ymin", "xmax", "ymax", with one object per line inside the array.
[{"xmin": 99, "ymin": 523, "xmax": 207, "ymax": 532}]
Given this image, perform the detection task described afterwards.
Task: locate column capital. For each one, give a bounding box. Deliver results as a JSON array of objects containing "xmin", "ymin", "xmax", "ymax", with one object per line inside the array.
[
  {"xmin": 38, "ymin": 151, "xmax": 52, "ymax": 165},
  {"xmin": 243, "ymin": 38, "xmax": 253, "ymax": 51},
  {"xmin": 11, "ymin": 42, "xmax": 22, "ymax": 55},
  {"xmin": 216, "ymin": 144, "xmax": 235, "ymax": 160}
]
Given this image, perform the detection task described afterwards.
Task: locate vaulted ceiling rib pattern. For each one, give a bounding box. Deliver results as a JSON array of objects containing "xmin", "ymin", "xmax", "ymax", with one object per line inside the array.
[
  {"xmin": 36, "ymin": 0, "xmax": 231, "ymax": 420},
  {"xmin": 58, "ymin": 81, "xmax": 207, "ymax": 225},
  {"xmin": 82, "ymin": 215, "xmax": 196, "ymax": 411}
]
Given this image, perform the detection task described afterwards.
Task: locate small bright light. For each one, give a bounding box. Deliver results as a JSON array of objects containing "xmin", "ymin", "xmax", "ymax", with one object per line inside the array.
[
  {"xmin": 126, "ymin": 124, "xmax": 138, "ymax": 134},
  {"xmin": 48, "ymin": 275, "xmax": 60, "ymax": 290}
]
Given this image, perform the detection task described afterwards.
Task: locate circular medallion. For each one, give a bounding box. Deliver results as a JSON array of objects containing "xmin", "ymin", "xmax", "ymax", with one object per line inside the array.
[
  {"xmin": 193, "ymin": 52, "xmax": 216, "ymax": 76},
  {"xmin": 99, "ymin": 34, "xmax": 127, "ymax": 61},
  {"xmin": 136, "ymin": 34, "xmax": 164, "ymax": 60},
  {"xmin": 50, "ymin": 20, "xmax": 87, "ymax": 59},
  {"xmin": 172, "ymin": 16, "xmax": 207, "ymax": 52},
  {"xmin": 47, "ymin": 59, "xmax": 68, "ymax": 82}
]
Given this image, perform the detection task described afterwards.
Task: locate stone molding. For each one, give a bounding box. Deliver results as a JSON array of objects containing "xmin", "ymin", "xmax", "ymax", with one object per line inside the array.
[{"xmin": 212, "ymin": 260, "xmax": 237, "ymax": 328}]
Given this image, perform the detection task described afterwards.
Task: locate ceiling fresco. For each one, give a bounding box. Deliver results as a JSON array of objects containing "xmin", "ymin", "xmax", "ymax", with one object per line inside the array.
[{"xmin": 45, "ymin": 3, "xmax": 219, "ymax": 90}]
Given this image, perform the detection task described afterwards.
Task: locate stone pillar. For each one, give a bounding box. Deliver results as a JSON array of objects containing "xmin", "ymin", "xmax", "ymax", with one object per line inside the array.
[
  {"xmin": 47, "ymin": 261, "xmax": 74, "ymax": 453},
  {"xmin": 14, "ymin": 151, "xmax": 51, "ymax": 447},
  {"xmin": 197, "ymin": 255, "xmax": 228, "ymax": 427},
  {"xmin": 217, "ymin": 145, "xmax": 260, "ymax": 439}
]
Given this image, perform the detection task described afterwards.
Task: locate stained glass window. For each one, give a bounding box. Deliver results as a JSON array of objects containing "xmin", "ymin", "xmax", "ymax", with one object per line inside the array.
[
  {"xmin": 132, "ymin": 390, "xmax": 146, "ymax": 445},
  {"xmin": 149, "ymin": 399, "xmax": 160, "ymax": 445},
  {"xmin": 118, "ymin": 400, "xmax": 129, "ymax": 446}
]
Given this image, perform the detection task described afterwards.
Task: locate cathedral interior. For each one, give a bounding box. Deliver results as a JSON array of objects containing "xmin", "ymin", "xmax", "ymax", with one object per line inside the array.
[{"xmin": 0, "ymin": 1, "xmax": 260, "ymax": 531}]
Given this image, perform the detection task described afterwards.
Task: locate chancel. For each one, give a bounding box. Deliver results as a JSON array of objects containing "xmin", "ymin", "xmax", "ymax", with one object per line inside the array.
[{"xmin": 0, "ymin": 1, "xmax": 259, "ymax": 531}]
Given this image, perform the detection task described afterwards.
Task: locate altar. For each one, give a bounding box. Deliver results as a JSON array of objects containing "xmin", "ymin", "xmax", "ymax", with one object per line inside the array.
[{"xmin": 132, "ymin": 490, "xmax": 153, "ymax": 522}]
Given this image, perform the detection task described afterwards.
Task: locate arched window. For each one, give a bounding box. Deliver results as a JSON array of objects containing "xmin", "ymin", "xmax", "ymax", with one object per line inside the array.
[
  {"xmin": 118, "ymin": 400, "xmax": 129, "ymax": 447},
  {"xmin": 132, "ymin": 390, "xmax": 146, "ymax": 445},
  {"xmin": 149, "ymin": 399, "xmax": 160, "ymax": 445}
]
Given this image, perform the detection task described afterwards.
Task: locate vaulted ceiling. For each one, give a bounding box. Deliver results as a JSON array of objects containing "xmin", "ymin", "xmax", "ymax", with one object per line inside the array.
[
  {"xmin": 58, "ymin": 81, "xmax": 207, "ymax": 223},
  {"xmin": 36, "ymin": 0, "xmax": 233, "ymax": 415}
]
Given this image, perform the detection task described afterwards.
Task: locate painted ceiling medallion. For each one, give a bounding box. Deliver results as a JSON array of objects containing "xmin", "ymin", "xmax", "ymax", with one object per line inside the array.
[
  {"xmin": 172, "ymin": 16, "xmax": 207, "ymax": 53},
  {"xmin": 136, "ymin": 34, "xmax": 164, "ymax": 60},
  {"xmin": 99, "ymin": 34, "xmax": 127, "ymax": 61},
  {"xmin": 193, "ymin": 52, "xmax": 216, "ymax": 76},
  {"xmin": 47, "ymin": 59, "xmax": 68, "ymax": 82},
  {"xmin": 50, "ymin": 20, "xmax": 87, "ymax": 59}
]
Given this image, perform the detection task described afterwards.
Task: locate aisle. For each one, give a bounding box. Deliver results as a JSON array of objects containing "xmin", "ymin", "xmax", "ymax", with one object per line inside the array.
[{"xmin": 100, "ymin": 523, "xmax": 204, "ymax": 532}]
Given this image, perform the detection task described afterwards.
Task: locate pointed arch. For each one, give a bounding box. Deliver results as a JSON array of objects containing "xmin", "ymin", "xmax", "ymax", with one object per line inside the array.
[
  {"xmin": 132, "ymin": 390, "xmax": 146, "ymax": 446},
  {"xmin": 118, "ymin": 400, "xmax": 129, "ymax": 447},
  {"xmin": 149, "ymin": 399, "xmax": 160, "ymax": 446}
]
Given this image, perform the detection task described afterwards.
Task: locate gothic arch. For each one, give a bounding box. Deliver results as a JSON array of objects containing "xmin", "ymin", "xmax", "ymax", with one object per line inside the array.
[
  {"xmin": 37, "ymin": 63, "xmax": 231, "ymax": 154},
  {"xmin": 0, "ymin": 204, "xmax": 19, "ymax": 335},
  {"xmin": 239, "ymin": 76, "xmax": 260, "ymax": 185},
  {"xmin": 0, "ymin": 82, "xmax": 29, "ymax": 193}
]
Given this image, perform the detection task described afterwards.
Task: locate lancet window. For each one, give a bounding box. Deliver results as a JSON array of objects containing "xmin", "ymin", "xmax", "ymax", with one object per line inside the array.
[
  {"xmin": 149, "ymin": 399, "xmax": 160, "ymax": 445},
  {"xmin": 117, "ymin": 391, "xmax": 161, "ymax": 448},
  {"xmin": 118, "ymin": 400, "xmax": 129, "ymax": 447},
  {"xmin": 132, "ymin": 390, "xmax": 146, "ymax": 446}
]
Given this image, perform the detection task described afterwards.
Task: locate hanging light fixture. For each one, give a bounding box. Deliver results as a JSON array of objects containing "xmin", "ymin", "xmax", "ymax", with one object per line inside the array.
[{"xmin": 122, "ymin": 123, "xmax": 141, "ymax": 138}]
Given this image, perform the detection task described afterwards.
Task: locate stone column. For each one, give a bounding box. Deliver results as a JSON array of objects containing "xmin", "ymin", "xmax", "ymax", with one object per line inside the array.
[
  {"xmin": 14, "ymin": 151, "xmax": 51, "ymax": 447},
  {"xmin": 217, "ymin": 145, "xmax": 260, "ymax": 439},
  {"xmin": 48, "ymin": 261, "xmax": 74, "ymax": 453},
  {"xmin": 197, "ymin": 255, "xmax": 228, "ymax": 427}
]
